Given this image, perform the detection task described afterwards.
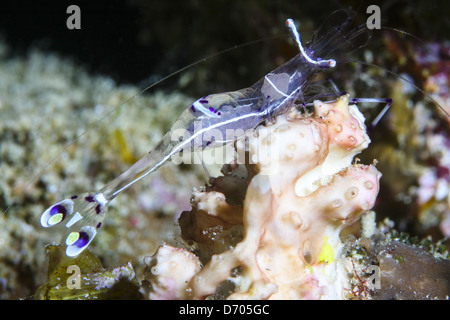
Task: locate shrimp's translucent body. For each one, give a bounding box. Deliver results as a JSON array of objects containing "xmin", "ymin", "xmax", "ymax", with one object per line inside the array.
[{"xmin": 40, "ymin": 17, "xmax": 365, "ymax": 257}]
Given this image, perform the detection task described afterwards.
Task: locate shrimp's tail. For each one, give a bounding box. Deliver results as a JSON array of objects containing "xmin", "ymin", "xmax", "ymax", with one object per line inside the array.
[{"xmin": 40, "ymin": 192, "xmax": 107, "ymax": 257}]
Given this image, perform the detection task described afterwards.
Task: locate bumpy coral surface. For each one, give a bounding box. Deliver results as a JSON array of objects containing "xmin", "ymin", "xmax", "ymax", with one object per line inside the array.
[{"xmin": 141, "ymin": 95, "xmax": 382, "ymax": 299}]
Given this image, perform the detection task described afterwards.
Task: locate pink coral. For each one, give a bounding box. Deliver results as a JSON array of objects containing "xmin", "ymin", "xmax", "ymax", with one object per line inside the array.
[
  {"xmin": 142, "ymin": 95, "xmax": 381, "ymax": 300},
  {"xmin": 142, "ymin": 244, "xmax": 201, "ymax": 299}
]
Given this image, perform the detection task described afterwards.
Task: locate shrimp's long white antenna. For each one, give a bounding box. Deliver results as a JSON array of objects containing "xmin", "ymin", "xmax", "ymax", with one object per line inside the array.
[{"xmin": 286, "ymin": 18, "xmax": 336, "ymax": 68}]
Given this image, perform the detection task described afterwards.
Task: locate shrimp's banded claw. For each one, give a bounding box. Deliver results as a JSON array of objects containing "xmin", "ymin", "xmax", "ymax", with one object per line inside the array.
[{"xmin": 40, "ymin": 192, "xmax": 108, "ymax": 257}]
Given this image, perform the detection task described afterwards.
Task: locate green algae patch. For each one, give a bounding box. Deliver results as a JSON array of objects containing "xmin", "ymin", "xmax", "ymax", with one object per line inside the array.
[{"xmin": 34, "ymin": 245, "xmax": 142, "ymax": 299}]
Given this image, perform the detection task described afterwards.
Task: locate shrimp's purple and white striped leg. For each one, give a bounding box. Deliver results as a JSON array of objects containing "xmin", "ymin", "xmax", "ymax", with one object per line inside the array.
[
  {"xmin": 40, "ymin": 192, "xmax": 108, "ymax": 256},
  {"xmin": 350, "ymin": 97, "xmax": 393, "ymax": 131}
]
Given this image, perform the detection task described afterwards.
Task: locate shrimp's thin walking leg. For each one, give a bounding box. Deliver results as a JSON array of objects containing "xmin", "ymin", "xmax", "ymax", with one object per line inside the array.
[
  {"xmin": 200, "ymin": 157, "xmax": 211, "ymax": 181},
  {"xmin": 350, "ymin": 97, "xmax": 393, "ymax": 131},
  {"xmin": 323, "ymin": 78, "xmax": 341, "ymax": 96}
]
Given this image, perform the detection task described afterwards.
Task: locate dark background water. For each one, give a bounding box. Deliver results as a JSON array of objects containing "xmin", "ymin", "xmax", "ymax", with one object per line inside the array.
[{"xmin": 0, "ymin": 0, "xmax": 448, "ymax": 96}]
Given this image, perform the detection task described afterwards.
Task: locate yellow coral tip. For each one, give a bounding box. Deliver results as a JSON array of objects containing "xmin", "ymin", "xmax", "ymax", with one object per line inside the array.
[
  {"xmin": 339, "ymin": 93, "xmax": 350, "ymax": 102},
  {"xmin": 319, "ymin": 237, "xmax": 335, "ymax": 264}
]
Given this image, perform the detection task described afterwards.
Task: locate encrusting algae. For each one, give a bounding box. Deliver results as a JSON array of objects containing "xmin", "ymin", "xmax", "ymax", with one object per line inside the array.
[{"xmin": 34, "ymin": 245, "xmax": 141, "ymax": 300}]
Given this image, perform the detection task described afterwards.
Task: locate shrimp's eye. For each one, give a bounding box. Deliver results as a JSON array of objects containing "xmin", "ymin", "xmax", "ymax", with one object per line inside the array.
[
  {"xmin": 65, "ymin": 226, "xmax": 96, "ymax": 257},
  {"xmin": 41, "ymin": 199, "xmax": 74, "ymax": 227}
]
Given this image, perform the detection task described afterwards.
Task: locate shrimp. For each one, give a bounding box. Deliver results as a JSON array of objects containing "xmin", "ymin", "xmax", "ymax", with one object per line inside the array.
[{"xmin": 39, "ymin": 16, "xmax": 369, "ymax": 257}]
